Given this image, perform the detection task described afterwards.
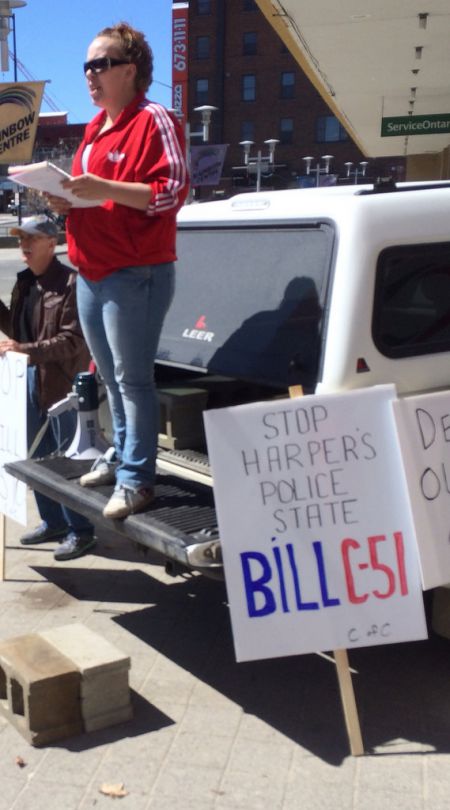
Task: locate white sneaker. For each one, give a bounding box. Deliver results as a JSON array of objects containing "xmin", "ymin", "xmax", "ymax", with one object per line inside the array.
[
  {"xmin": 80, "ymin": 448, "xmax": 117, "ymax": 488},
  {"xmin": 103, "ymin": 485, "xmax": 155, "ymax": 519}
]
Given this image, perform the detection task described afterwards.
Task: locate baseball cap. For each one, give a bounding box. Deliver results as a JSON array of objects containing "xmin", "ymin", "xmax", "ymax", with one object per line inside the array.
[{"xmin": 10, "ymin": 214, "xmax": 58, "ymax": 239}]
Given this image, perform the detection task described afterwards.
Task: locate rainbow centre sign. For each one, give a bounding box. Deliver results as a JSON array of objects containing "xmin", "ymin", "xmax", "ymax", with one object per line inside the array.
[{"xmin": 0, "ymin": 82, "xmax": 45, "ymax": 163}]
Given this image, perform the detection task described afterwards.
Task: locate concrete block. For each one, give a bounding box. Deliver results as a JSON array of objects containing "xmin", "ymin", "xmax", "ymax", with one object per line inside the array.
[
  {"xmin": 39, "ymin": 624, "xmax": 132, "ymax": 732},
  {"xmin": 0, "ymin": 633, "xmax": 82, "ymax": 746},
  {"xmin": 84, "ymin": 703, "xmax": 134, "ymax": 733},
  {"xmin": 158, "ymin": 386, "xmax": 208, "ymax": 450},
  {"xmin": 0, "ymin": 624, "xmax": 132, "ymax": 744},
  {"xmin": 81, "ymin": 669, "xmax": 131, "ymax": 715}
]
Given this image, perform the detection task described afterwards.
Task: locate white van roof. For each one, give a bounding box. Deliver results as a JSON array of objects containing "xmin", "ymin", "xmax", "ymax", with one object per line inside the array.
[{"xmin": 178, "ymin": 181, "xmax": 450, "ymax": 228}]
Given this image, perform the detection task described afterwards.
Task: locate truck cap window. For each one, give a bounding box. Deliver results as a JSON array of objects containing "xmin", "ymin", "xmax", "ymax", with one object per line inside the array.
[
  {"xmin": 157, "ymin": 223, "xmax": 335, "ymax": 389},
  {"xmin": 373, "ymin": 242, "xmax": 450, "ymax": 358}
]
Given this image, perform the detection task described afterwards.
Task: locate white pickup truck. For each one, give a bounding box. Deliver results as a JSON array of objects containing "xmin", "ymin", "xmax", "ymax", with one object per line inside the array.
[
  {"xmin": 165, "ymin": 180, "xmax": 450, "ymax": 396},
  {"xmin": 8, "ymin": 180, "xmax": 450, "ymax": 577},
  {"xmin": 152, "ymin": 179, "xmax": 450, "ymax": 573}
]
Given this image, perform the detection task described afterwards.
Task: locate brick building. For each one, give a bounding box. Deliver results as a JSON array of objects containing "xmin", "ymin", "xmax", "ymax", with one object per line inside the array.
[{"xmin": 183, "ymin": 0, "xmax": 405, "ymax": 193}]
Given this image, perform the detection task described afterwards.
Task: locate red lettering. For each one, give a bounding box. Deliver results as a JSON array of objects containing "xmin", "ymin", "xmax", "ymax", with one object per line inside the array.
[
  {"xmin": 394, "ymin": 531, "xmax": 409, "ymax": 595},
  {"xmin": 368, "ymin": 535, "xmax": 395, "ymax": 599},
  {"xmin": 341, "ymin": 538, "xmax": 368, "ymax": 604}
]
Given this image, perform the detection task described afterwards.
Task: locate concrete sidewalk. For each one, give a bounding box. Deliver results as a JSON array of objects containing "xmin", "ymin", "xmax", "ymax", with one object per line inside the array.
[{"xmin": 0, "ymin": 493, "xmax": 449, "ymax": 809}]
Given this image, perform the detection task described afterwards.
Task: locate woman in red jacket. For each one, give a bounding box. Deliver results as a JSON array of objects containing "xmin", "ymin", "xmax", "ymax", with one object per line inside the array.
[{"xmin": 48, "ymin": 21, "xmax": 189, "ymax": 520}]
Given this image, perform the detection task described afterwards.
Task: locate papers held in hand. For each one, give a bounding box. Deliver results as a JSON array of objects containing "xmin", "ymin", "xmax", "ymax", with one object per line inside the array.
[{"xmin": 8, "ymin": 161, "xmax": 100, "ymax": 208}]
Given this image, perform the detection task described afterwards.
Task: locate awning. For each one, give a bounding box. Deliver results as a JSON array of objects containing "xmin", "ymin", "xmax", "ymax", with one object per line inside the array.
[{"xmin": 256, "ymin": 1, "xmax": 450, "ymax": 158}]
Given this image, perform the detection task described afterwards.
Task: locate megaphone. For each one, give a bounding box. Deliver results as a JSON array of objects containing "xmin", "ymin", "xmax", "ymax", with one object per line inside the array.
[{"xmin": 48, "ymin": 371, "xmax": 110, "ymax": 460}]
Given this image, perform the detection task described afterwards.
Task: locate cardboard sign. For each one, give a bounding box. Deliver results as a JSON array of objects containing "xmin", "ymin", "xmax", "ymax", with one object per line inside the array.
[
  {"xmin": 393, "ymin": 391, "xmax": 450, "ymax": 589},
  {"xmin": 190, "ymin": 145, "xmax": 228, "ymax": 186},
  {"xmin": 0, "ymin": 82, "xmax": 45, "ymax": 164},
  {"xmin": 204, "ymin": 385, "xmax": 427, "ymax": 662},
  {"xmin": 0, "ymin": 352, "xmax": 28, "ymax": 525}
]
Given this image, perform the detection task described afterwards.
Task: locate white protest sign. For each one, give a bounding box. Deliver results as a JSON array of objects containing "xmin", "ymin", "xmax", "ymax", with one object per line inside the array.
[
  {"xmin": 393, "ymin": 390, "xmax": 450, "ymax": 589},
  {"xmin": 0, "ymin": 352, "xmax": 28, "ymax": 525},
  {"xmin": 204, "ymin": 385, "xmax": 427, "ymax": 662}
]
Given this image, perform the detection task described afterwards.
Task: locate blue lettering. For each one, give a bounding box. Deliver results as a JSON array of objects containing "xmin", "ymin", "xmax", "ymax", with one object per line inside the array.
[
  {"xmin": 286, "ymin": 543, "xmax": 319, "ymax": 610},
  {"xmin": 313, "ymin": 541, "xmax": 341, "ymax": 607},
  {"xmin": 240, "ymin": 552, "xmax": 276, "ymax": 617},
  {"xmin": 272, "ymin": 541, "xmax": 289, "ymax": 612}
]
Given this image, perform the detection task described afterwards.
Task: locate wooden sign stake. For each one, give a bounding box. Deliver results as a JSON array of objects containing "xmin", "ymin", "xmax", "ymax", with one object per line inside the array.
[{"xmin": 288, "ymin": 384, "xmax": 364, "ymax": 757}]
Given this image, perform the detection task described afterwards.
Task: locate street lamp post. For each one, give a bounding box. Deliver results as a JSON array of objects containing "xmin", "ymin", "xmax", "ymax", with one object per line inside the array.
[
  {"xmin": 186, "ymin": 105, "xmax": 218, "ymax": 202},
  {"xmin": 192, "ymin": 105, "xmax": 218, "ymax": 143},
  {"xmin": 0, "ymin": 1, "xmax": 27, "ymax": 223},
  {"xmin": 238, "ymin": 139, "xmax": 280, "ymax": 192},
  {"xmin": 0, "ymin": 0, "xmax": 26, "ymax": 73},
  {"xmin": 344, "ymin": 161, "xmax": 370, "ymax": 184},
  {"xmin": 302, "ymin": 154, "xmax": 334, "ymax": 187}
]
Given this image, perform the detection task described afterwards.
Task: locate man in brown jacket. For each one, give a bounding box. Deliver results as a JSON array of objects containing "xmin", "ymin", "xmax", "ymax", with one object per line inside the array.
[{"xmin": 0, "ymin": 215, "xmax": 95, "ymax": 560}]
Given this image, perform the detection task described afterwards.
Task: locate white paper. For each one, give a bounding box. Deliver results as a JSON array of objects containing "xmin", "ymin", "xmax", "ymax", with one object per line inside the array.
[
  {"xmin": 0, "ymin": 352, "xmax": 28, "ymax": 525},
  {"xmin": 9, "ymin": 161, "xmax": 99, "ymax": 208}
]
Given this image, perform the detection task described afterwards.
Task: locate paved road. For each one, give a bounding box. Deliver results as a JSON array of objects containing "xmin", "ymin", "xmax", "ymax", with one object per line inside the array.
[
  {"xmin": 0, "ymin": 495, "xmax": 450, "ymax": 809},
  {"xmin": 1, "ymin": 218, "xmax": 450, "ymax": 808}
]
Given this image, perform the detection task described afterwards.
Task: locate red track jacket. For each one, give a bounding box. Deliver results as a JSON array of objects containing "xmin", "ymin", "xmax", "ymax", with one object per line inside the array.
[{"xmin": 66, "ymin": 93, "xmax": 189, "ymax": 280}]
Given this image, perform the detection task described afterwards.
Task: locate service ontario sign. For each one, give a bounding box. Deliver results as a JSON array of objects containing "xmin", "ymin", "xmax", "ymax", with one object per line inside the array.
[
  {"xmin": 381, "ymin": 114, "xmax": 450, "ymax": 137},
  {"xmin": 204, "ymin": 385, "xmax": 427, "ymax": 662}
]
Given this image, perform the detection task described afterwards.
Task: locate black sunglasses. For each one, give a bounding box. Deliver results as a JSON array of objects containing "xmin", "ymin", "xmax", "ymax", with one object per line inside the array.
[{"xmin": 83, "ymin": 57, "xmax": 130, "ymax": 75}]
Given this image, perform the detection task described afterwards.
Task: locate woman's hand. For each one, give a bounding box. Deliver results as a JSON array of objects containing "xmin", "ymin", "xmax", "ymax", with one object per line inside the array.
[
  {"xmin": 44, "ymin": 193, "xmax": 72, "ymax": 216},
  {"xmin": 62, "ymin": 173, "xmax": 110, "ymax": 201},
  {"xmin": 52, "ymin": 173, "xmax": 152, "ymax": 211}
]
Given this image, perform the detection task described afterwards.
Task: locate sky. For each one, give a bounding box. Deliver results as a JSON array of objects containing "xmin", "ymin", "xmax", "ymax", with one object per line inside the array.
[{"xmin": 0, "ymin": 1, "xmax": 173, "ymax": 124}]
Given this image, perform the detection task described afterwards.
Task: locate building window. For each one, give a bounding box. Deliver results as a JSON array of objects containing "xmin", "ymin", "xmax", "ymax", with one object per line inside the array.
[
  {"xmin": 279, "ymin": 117, "xmax": 294, "ymax": 144},
  {"xmin": 243, "ymin": 32, "xmax": 257, "ymax": 55},
  {"xmin": 241, "ymin": 121, "xmax": 255, "ymax": 142},
  {"xmin": 196, "ymin": 36, "xmax": 210, "ymax": 59},
  {"xmin": 316, "ymin": 115, "xmax": 349, "ymax": 143},
  {"xmin": 243, "ymin": 0, "xmax": 257, "ymax": 10},
  {"xmin": 242, "ymin": 74, "xmax": 256, "ymax": 102},
  {"xmin": 197, "ymin": 0, "xmax": 211, "ymax": 14},
  {"xmin": 195, "ymin": 78, "xmax": 209, "ymax": 105},
  {"xmin": 281, "ymin": 71, "xmax": 295, "ymax": 99}
]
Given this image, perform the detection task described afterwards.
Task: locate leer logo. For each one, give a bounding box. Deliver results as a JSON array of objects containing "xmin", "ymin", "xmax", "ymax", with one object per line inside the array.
[{"xmin": 182, "ymin": 315, "xmax": 215, "ymax": 342}]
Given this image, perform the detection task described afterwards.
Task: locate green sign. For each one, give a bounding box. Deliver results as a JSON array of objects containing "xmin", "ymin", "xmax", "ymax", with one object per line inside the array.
[{"xmin": 381, "ymin": 114, "xmax": 450, "ymax": 137}]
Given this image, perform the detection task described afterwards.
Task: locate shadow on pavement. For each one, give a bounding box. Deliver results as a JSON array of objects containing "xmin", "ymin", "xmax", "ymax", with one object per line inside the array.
[
  {"xmin": 49, "ymin": 691, "xmax": 174, "ymax": 753},
  {"xmin": 32, "ymin": 564, "xmax": 450, "ymax": 765},
  {"xmin": 31, "ymin": 565, "xmax": 164, "ymax": 606}
]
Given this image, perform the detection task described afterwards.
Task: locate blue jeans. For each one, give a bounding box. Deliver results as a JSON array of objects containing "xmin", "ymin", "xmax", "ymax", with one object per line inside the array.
[
  {"xmin": 28, "ymin": 367, "xmax": 93, "ymax": 534},
  {"xmin": 76, "ymin": 263, "xmax": 175, "ymax": 489}
]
